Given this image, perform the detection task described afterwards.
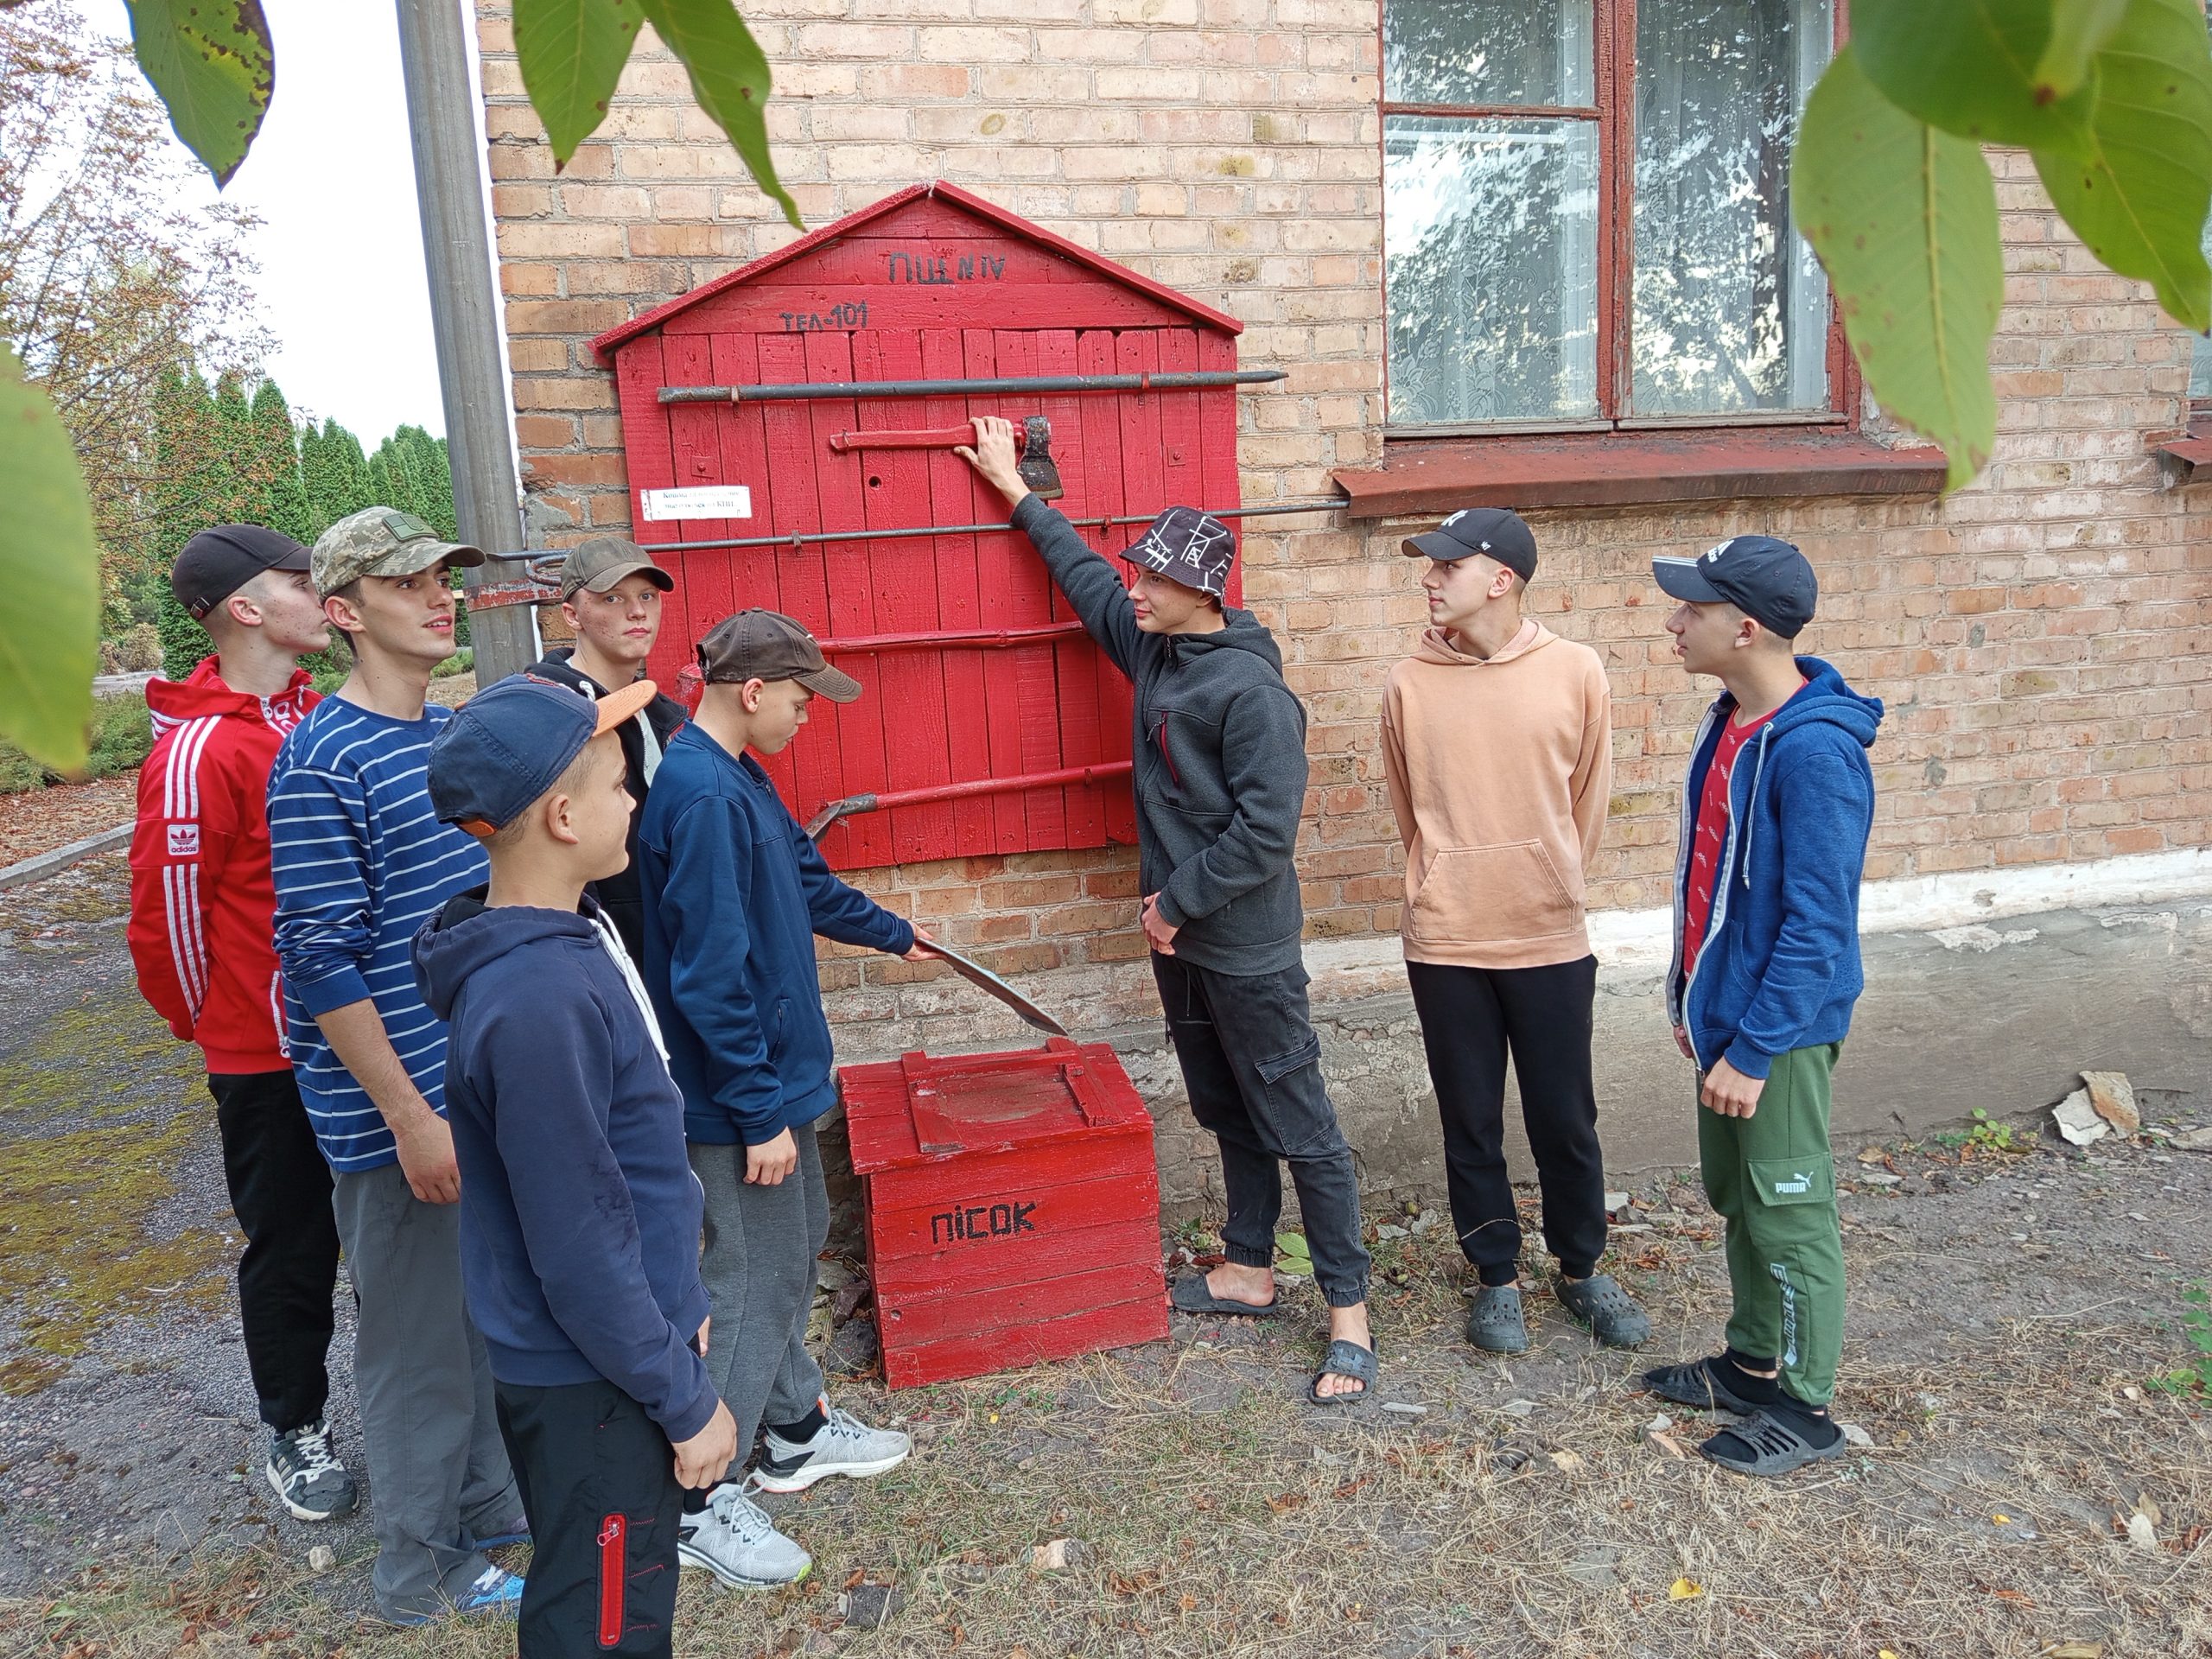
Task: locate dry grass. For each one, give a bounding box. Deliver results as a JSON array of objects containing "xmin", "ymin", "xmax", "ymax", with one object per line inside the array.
[{"xmin": 9, "ymin": 1148, "xmax": 2210, "ymax": 1659}]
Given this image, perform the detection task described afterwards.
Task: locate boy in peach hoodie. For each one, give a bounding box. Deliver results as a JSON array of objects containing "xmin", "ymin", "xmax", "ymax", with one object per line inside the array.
[{"xmin": 1382, "ymin": 508, "xmax": 1649, "ymax": 1357}]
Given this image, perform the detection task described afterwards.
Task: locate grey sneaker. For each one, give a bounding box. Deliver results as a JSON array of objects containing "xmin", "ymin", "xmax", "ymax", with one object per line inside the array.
[
  {"xmin": 266, "ymin": 1419, "xmax": 359, "ymax": 1522},
  {"xmin": 677, "ymin": 1484, "xmax": 811, "ymax": 1588},
  {"xmin": 1555, "ymin": 1273, "xmax": 1652, "ymax": 1348},
  {"xmin": 754, "ymin": 1406, "xmax": 912, "ymax": 1493},
  {"xmin": 1465, "ymin": 1283, "xmax": 1529, "ymax": 1354}
]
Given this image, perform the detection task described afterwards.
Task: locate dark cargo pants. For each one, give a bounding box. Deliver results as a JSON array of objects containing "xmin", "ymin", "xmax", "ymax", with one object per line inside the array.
[{"xmin": 1150, "ymin": 955, "xmax": 1371, "ymax": 1308}]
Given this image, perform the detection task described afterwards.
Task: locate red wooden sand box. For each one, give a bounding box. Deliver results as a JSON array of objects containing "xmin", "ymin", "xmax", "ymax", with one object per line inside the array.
[{"xmin": 842, "ymin": 1038, "xmax": 1169, "ymax": 1389}]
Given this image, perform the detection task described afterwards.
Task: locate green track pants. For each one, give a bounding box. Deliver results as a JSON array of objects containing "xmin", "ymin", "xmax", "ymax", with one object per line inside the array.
[{"xmin": 1697, "ymin": 1042, "xmax": 1845, "ymax": 1408}]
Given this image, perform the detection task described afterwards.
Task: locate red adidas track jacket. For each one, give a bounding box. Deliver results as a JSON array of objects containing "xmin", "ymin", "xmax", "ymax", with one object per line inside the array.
[{"xmin": 128, "ymin": 658, "xmax": 319, "ymax": 1074}]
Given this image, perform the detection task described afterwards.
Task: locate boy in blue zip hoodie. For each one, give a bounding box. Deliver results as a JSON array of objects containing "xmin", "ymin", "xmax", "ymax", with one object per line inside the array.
[
  {"xmin": 1637, "ymin": 536, "xmax": 1882, "ymax": 1478},
  {"xmin": 414, "ymin": 674, "xmax": 738, "ymax": 1656},
  {"xmin": 638, "ymin": 609, "xmax": 931, "ymax": 1587}
]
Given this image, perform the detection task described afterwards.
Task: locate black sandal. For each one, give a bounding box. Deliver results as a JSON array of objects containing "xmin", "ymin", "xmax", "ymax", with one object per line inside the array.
[
  {"xmin": 1306, "ymin": 1338, "xmax": 1377, "ymax": 1406},
  {"xmin": 1698, "ymin": 1408, "xmax": 1847, "ymax": 1478},
  {"xmin": 1640, "ymin": 1354, "xmax": 1766, "ymax": 1414},
  {"xmin": 1170, "ymin": 1274, "xmax": 1281, "ymax": 1319}
]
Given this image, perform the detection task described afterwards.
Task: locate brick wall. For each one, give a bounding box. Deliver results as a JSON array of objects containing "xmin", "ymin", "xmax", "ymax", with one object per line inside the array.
[{"xmin": 475, "ymin": 4, "xmax": 2212, "ymax": 1045}]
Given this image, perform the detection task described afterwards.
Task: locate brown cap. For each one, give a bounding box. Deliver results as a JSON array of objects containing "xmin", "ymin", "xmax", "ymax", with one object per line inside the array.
[
  {"xmin": 696, "ymin": 609, "xmax": 861, "ymax": 702},
  {"xmin": 559, "ymin": 535, "xmax": 675, "ymax": 601}
]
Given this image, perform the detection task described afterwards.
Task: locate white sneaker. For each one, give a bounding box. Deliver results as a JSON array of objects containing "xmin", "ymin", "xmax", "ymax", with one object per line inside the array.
[
  {"xmin": 677, "ymin": 1484, "xmax": 811, "ymax": 1587},
  {"xmin": 753, "ymin": 1406, "xmax": 912, "ymax": 1494}
]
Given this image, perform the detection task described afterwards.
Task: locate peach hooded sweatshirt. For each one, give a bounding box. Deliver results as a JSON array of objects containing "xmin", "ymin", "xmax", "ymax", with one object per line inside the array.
[{"xmin": 1381, "ymin": 620, "xmax": 1611, "ymax": 969}]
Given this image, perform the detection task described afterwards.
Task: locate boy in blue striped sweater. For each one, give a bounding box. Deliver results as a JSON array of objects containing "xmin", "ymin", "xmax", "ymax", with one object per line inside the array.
[{"xmin": 270, "ymin": 508, "xmax": 527, "ymax": 1626}]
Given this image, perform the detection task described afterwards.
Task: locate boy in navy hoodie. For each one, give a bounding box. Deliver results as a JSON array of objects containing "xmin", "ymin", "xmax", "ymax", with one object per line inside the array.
[
  {"xmin": 639, "ymin": 610, "xmax": 931, "ymax": 1587},
  {"xmin": 414, "ymin": 674, "xmax": 738, "ymax": 1655},
  {"xmin": 1638, "ymin": 537, "xmax": 1883, "ymax": 1478}
]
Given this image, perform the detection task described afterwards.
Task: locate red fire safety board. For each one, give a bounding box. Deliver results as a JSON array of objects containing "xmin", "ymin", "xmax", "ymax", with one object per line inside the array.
[
  {"xmin": 842, "ymin": 1039, "xmax": 1169, "ymax": 1389},
  {"xmin": 589, "ymin": 181, "xmax": 1251, "ymax": 871}
]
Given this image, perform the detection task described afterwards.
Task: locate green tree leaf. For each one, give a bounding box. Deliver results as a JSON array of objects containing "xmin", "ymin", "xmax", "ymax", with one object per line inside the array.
[
  {"xmin": 1853, "ymin": 0, "xmax": 2095, "ymax": 156},
  {"xmin": 2032, "ymin": 0, "xmax": 2212, "ymax": 334},
  {"xmin": 123, "ymin": 0, "xmax": 274, "ymax": 189},
  {"xmin": 0, "ymin": 346, "xmax": 99, "ymax": 772},
  {"xmin": 2035, "ymin": 0, "xmax": 2131, "ymax": 99},
  {"xmin": 1793, "ymin": 47, "xmax": 2003, "ymax": 492},
  {"xmin": 636, "ymin": 0, "xmax": 799, "ymax": 228},
  {"xmin": 514, "ymin": 0, "xmax": 642, "ymax": 169}
]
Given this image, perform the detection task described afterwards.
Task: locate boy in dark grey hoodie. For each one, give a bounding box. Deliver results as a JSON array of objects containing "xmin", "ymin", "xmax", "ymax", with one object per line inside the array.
[{"xmin": 960, "ymin": 416, "xmax": 1375, "ymax": 1404}]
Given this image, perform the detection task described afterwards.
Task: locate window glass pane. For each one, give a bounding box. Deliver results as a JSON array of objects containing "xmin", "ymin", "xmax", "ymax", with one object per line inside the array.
[
  {"xmin": 2193, "ymin": 207, "xmax": 2212, "ymax": 398},
  {"xmin": 1385, "ymin": 116, "xmax": 1599, "ymax": 425},
  {"xmin": 1632, "ymin": 0, "xmax": 1834, "ymax": 415},
  {"xmin": 1384, "ymin": 0, "xmax": 1594, "ymax": 107}
]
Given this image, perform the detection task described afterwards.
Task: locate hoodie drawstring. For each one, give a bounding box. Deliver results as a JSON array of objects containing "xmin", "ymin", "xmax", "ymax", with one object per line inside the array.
[{"xmin": 1739, "ymin": 724, "xmax": 1776, "ymax": 888}]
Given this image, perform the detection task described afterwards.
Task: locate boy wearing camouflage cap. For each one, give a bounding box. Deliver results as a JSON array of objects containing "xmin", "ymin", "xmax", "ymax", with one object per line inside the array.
[{"xmin": 269, "ymin": 508, "xmax": 527, "ymax": 1624}]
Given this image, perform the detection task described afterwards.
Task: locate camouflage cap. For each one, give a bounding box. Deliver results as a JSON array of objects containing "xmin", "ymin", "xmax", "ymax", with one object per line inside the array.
[{"xmin": 312, "ymin": 506, "xmax": 486, "ymax": 599}]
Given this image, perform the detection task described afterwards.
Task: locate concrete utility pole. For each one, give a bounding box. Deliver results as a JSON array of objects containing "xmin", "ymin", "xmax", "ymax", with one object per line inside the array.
[{"xmin": 394, "ymin": 0, "xmax": 535, "ymax": 683}]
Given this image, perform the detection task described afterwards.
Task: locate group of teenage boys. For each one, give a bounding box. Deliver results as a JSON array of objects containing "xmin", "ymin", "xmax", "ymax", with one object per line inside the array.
[{"xmin": 128, "ymin": 416, "xmax": 1880, "ymax": 1650}]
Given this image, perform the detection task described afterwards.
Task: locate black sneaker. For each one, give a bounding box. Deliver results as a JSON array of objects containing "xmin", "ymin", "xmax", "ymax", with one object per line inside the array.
[{"xmin": 267, "ymin": 1419, "xmax": 359, "ymax": 1522}]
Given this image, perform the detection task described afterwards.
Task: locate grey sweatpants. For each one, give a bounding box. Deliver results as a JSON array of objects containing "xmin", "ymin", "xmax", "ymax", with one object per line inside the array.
[
  {"xmin": 332, "ymin": 1162, "xmax": 523, "ymax": 1623},
  {"xmin": 689, "ymin": 1121, "xmax": 828, "ymax": 1453}
]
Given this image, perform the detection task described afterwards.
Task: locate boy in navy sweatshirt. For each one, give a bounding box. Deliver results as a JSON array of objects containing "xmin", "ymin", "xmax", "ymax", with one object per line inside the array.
[
  {"xmin": 639, "ymin": 610, "xmax": 931, "ymax": 1587},
  {"xmin": 414, "ymin": 673, "xmax": 738, "ymax": 1656},
  {"xmin": 1638, "ymin": 537, "xmax": 1883, "ymax": 1478}
]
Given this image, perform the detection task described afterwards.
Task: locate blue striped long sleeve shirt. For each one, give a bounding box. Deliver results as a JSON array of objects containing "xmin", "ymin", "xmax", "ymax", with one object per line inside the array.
[{"xmin": 269, "ymin": 697, "xmax": 488, "ymax": 1172}]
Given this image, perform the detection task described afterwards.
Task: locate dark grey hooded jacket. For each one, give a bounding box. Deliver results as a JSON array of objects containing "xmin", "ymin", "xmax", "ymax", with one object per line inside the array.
[{"xmin": 1011, "ymin": 494, "xmax": 1307, "ymax": 976}]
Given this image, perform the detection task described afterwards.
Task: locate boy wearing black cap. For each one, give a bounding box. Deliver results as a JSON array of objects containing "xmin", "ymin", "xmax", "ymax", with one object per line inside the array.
[
  {"xmin": 959, "ymin": 416, "xmax": 1377, "ymax": 1406},
  {"xmin": 527, "ymin": 536, "xmax": 690, "ymax": 968},
  {"xmin": 1640, "ymin": 536, "xmax": 1884, "ymax": 1477},
  {"xmin": 127, "ymin": 525, "xmax": 356, "ymax": 1522},
  {"xmin": 638, "ymin": 609, "xmax": 927, "ymax": 1587},
  {"xmin": 413, "ymin": 673, "xmax": 738, "ymax": 1657},
  {"xmin": 1384, "ymin": 509, "xmax": 1649, "ymax": 1357}
]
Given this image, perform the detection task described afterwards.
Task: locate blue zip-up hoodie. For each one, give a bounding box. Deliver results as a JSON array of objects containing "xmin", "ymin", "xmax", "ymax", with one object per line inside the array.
[
  {"xmin": 637, "ymin": 724, "xmax": 915, "ymax": 1147},
  {"xmin": 411, "ymin": 890, "xmax": 716, "ymax": 1442},
  {"xmin": 1665, "ymin": 657, "xmax": 1883, "ymax": 1079}
]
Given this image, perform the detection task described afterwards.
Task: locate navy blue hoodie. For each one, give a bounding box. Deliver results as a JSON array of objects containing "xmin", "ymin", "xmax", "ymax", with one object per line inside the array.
[
  {"xmin": 1666, "ymin": 656, "xmax": 1884, "ymax": 1078},
  {"xmin": 411, "ymin": 891, "xmax": 716, "ymax": 1441},
  {"xmin": 637, "ymin": 725, "xmax": 914, "ymax": 1147}
]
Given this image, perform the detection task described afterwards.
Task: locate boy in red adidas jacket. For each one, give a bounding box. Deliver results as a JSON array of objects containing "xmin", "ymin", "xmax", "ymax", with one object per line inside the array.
[{"xmin": 128, "ymin": 524, "xmax": 359, "ymax": 1524}]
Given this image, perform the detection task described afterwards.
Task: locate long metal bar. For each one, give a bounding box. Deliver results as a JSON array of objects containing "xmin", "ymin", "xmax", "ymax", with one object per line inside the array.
[
  {"xmin": 394, "ymin": 0, "xmax": 535, "ymax": 681},
  {"xmin": 632, "ymin": 496, "xmax": 1345, "ymax": 556},
  {"xmin": 659, "ymin": 369, "xmax": 1286, "ymax": 405},
  {"xmin": 817, "ymin": 620, "xmax": 1087, "ymax": 656},
  {"xmin": 810, "ymin": 761, "xmax": 1133, "ymax": 825}
]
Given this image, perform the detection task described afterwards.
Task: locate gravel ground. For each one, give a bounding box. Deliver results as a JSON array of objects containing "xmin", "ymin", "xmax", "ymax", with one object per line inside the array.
[{"xmin": 0, "ymin": 855, "xmax": 2208, "ymax": 1657}]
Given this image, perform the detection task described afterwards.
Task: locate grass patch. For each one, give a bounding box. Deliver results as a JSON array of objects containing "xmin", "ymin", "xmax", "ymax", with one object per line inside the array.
[{"xmin": 0, "ymin": 694, "xmax": 152, "ymax": 793}]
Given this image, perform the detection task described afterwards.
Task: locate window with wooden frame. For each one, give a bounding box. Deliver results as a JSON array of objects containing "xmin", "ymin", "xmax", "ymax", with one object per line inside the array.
[{"xmin": 1381, "ymin": 0, "xmax": 1844, "ymax": 437}]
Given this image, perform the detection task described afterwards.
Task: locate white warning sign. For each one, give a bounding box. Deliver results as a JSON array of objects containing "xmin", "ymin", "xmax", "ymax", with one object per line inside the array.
[{"xmin": 642, "ymin": 486, "xmax": 753, "ymax": 522}]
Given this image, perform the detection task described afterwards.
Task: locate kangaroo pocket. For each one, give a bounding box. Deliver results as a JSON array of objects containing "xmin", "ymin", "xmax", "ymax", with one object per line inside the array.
[{"xmin": 1408, "ymin": 841, "xmax": 1580, "ymax": 948}]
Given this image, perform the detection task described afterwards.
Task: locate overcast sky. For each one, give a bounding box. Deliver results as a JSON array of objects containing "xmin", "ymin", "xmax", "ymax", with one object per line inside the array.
[{"xmin": 81, "ymin": 0, "xmax": 458, "ymax": 442}]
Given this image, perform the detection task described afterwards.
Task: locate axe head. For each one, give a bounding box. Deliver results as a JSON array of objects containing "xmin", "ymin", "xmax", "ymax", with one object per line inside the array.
[{"xmin": 1017, "ymin": 415, "xmax": 1065, "ymax": 501}]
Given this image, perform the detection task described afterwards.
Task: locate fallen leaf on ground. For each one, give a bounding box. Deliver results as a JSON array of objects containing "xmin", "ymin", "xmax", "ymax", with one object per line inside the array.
[
  {"xmin": 1668, "ymin": 1577, "xmax": 1703, "ymax": 1601},
  {"xmin": 1649, "ymin": 1431, "xmax": 1688, "ymax": 1459},
  {"xmin": 1548, "ymin": 1449, "xmax": 1585, "ymax": 1473},
  {"xmin": 1993, "ymin": 1513, "xmax": 2012, "ymax": 1525},
  {"xmin": 1265, "ymin": 1492, "xmax": 1306, "ymax": 1514},
  {"xmin": 2043, "ymin": 1643, "xmax": 2104, "ymax": 1658},
  {"xmin": 2126, "ymin": 1512, "xmax": 2157, "ymax": 1551}
]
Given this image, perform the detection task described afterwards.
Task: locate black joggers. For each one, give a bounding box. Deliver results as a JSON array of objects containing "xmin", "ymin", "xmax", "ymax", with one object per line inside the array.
[
  {"xmin": 495, "ymin": 1377, "xmax": 686, "ymax": 1657},
  {"xmin": 1404, "ymin": 957, "xmax": 1609, "ymax": 1287},
  {"xmin": 207, "ymin": 1070, "xmax": 340, "ymax": 1433}
]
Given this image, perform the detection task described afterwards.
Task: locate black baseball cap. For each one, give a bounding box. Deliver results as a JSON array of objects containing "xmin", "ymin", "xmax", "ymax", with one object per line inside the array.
[
  {"xmin": 696, "ymin": 609, "xmax": 861, "ymax": 702},
  {"xmin": 429, "ymin": 672, "xmax": 658, "ymax": 838},
  {"xmin": 171, "ymin": 525, "xmax": 313, "ymax": 620},
  {"xmin": 1120, "ymin": 506, "xmax": 1236, "ymax": 599},
  {"xmin": 1402, "ymin": 508, "xmax": 1538, "ymax": 582},
  {"xmin": 1652, "ymin": 536, "xmax": 1817, "ymax": 639}
]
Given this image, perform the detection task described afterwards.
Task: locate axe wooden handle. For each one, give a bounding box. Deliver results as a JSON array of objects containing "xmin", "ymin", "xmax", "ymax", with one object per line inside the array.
[{"xmin": 828, "ymin": 423, "xmax": 1030, "ymax": 453}]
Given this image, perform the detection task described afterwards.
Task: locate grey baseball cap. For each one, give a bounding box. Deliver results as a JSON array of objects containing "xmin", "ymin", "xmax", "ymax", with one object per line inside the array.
[
  {"xmin": 696, "ymin": 609, "xmax": 861, "ymax": 702},
  {"xmin": 559, "ymin": 535, "xmax": 674, "ymax": 601},
  {"xmin": 312, "ymin": 507, "xmax": 484, "ymax": 599}
]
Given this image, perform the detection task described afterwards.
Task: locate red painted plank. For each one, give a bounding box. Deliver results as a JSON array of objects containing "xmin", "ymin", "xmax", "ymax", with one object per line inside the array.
[
  {"xmin": 803, "ymin": 330, "xmax": 891, "ymax": 868},
  {"xmin": 880, "ymin": 1294, "xmax": 1170, "ymax": 1389},
  {"xmin": 1029, "ymin": 327, "xmax": 1103, "ymax": 850},
  {"xmin": 994, "ymin": 329, "xmax": 1067, "ymax": 853},
  {"xmin": 1196, "ymin": 332, "xmax": 1244, "ymax": 609},
  {"xmin": 918, "ymin": 326, "xmax": 995, "ymax": 859},
  {"xmin": 1077, "ymin": 330, "xmax": 1140, "ymax": 848},
  {"xmin": 879, "ymin": 1262, "xmax": 1165, "ymax": 1349},
  {"xmin": 854, "ymin": 330, "xmax": 956, "ymax": 864},
  {"xmin": 870, "ymin": 1213, "xmax": 1162, "ymax": 1297},
  {"xmin": 709, "ymin": 332, "xmax": 780, "ymax": 624},
  {"xmin": 663, "ymin": 333, "xmax": 736, "ymax": 658},
  {"xmin": 661, "ymin": 284, "xmax": 1189, "ymax": 338},
  {"xmin": 1155, "ymin": 328, "xmax": 1204, "ymax": 518},
  {"xmin": 960, "ymin": 329, "xmax": 1029, "ymax": 855},
  {"xmin": 752, "ymin": 332, "xmax": 834, "ymax": 830},
  {"xmin": 613, "ymin": 337, "xmax": 689, "ymax": 689}
]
